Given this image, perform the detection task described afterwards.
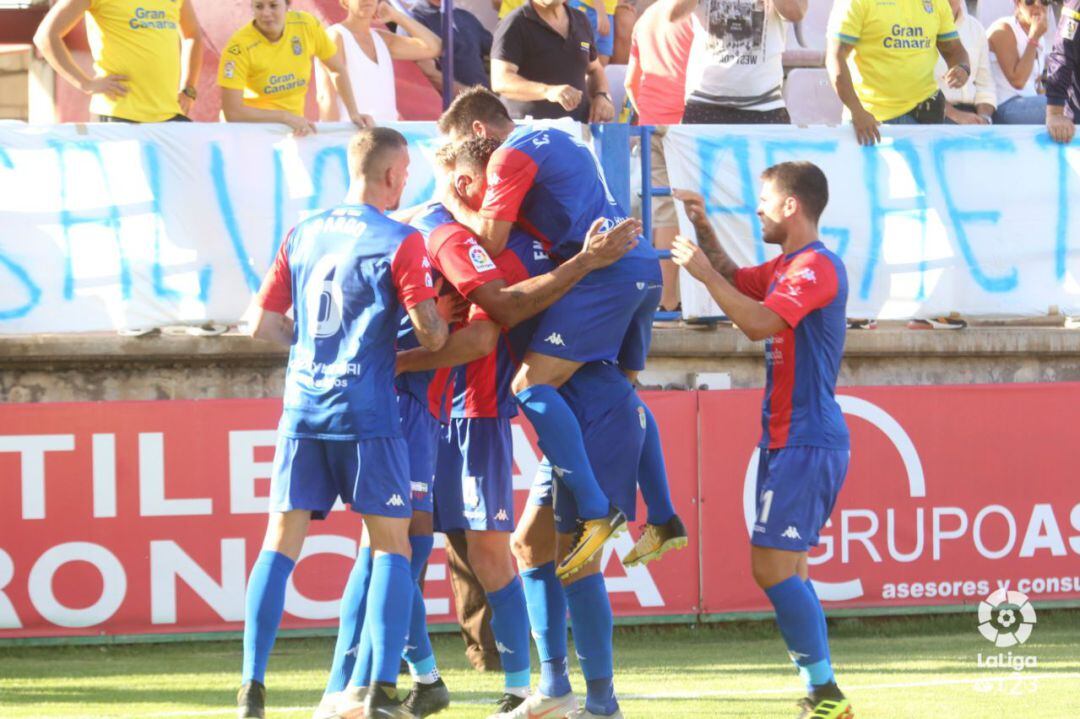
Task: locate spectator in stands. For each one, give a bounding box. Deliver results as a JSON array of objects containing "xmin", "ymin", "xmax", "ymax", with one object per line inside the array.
[
  {"xmin": 988, "ymin": 0, "xmax": 1051, "ymax": 124},
  {"xmin": 626, "ymin": 1, "xmax": 694, "ymax": 312},
  {"xmin": 612, "ymin": 1, "xmax": 637, "ymax": 64},
  {"xmin": 494, "ymin": 0, "xmax": 527, "ymax": 20},
  {"xmin": 1046, "ymin": 0, "xmax": 1080, "ymax": 143},
  {"xmin": 491, "ymin": 0, "xmax": 616, "ymax": 122},
  {"xmin": 218, "ymin": 1, "xmax": 370, "ymax": 136},
  {"xmin": 316, "ymin": 0, "xmax": 442, "ymax": 123},
  {"xmin": 570, "ymin": 0, "xmax": 615, "ymax": 64},
  {"xmin": 666, "ymin": 0, "xmax": 805, "ymax": 124},
  {"xmin": 411, "ymin": 0, "xmax": 493, "ymax": 95},
  {"xmin": 827, "ymin": 0, "xmax": 971, "ymax": 145},
  {"xmin": 34, "ymin": 0, "xmax": 204, "ymax": 123},
  {"xmin": 937, "ymin": 0, "xmax": 997, "ymax": 124}
]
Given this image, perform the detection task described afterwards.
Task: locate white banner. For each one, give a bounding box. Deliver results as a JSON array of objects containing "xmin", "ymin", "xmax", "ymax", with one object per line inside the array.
[
  {"xmin": 663, "ymin": 125, "xmax": 1080, "ymax": 320},
  {"xmin": 0, "ymin": 122, "xmax": 443, "ymax": 334}
]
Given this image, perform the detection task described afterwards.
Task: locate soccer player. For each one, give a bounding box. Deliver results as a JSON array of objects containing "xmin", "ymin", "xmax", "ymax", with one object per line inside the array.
[
  {"xmin": 239, "ymin": 127, "xmax": 448, "ymax": 719},
  {"xmin": 437, "ymin": 87, "xmax": 684, "ymax": 579},
  {"xmin": 395, "ymin": 139, "xmax": 639, "ymax": 717},
  {"xmin": 670, "ymin": 163, "xmax": 854, "ymax": 719}
]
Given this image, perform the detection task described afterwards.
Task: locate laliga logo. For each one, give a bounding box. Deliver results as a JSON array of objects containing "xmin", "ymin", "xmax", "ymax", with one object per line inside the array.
[
  {"xmin": 978, "ymin": 589, "xmax": 1037, "ymax": 647},
  {"xmin": 742, "ymin": 395, "xmax": 926, "ymax": 602}
]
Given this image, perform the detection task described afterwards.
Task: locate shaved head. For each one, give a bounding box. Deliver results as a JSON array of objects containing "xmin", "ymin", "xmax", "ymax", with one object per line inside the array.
[{"xmin": 347, "ymin": 127, "xmax": 409, "ymax": 184}]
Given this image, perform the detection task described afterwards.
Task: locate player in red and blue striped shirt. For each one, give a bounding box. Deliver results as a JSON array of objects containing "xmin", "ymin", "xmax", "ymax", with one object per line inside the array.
[{"xmin": 671, "ymin": 162, "xmax": 853, "ymax": 719}]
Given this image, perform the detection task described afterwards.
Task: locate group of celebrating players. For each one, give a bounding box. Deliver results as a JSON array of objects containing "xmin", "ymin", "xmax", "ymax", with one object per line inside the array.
[{"xmin": 238, "ymin": 86, "xmax": 855, "ymax": 719}]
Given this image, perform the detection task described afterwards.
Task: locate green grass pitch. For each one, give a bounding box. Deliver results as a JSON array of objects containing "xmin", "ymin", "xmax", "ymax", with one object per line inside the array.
[{"xmin": 2, "ymin": 611, "xmax": 1079, "ymax": 718}]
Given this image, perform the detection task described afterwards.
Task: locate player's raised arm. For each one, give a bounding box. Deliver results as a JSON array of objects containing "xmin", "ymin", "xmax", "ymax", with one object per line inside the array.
[{"xmin": 673, "ymin": 189, "xmax": 740, "ymax": 283}]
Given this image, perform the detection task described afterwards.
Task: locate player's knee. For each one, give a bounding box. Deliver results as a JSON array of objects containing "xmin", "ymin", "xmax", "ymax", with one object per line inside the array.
[{"xmin": 468, "ymin": 540, "xmax": 515, "ymax": 590}]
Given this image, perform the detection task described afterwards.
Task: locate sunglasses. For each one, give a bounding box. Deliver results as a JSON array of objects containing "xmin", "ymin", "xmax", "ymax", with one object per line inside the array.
[{"xmin": 1022, "ymin": 0, "xmax": 1053, "ymax": 6}]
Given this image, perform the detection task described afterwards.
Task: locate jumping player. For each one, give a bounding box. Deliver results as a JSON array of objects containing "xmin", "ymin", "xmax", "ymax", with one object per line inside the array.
[
  {"xmin": 437, "ymin": 87, "xmax": 684, "ymax": 579},
  {"xmin": 671, "ymin": 163, "xmax": 854, "ymax": 719},
  {"xmin": 239, "ymin": 127, "xmax": 447, "ymax": 719}
]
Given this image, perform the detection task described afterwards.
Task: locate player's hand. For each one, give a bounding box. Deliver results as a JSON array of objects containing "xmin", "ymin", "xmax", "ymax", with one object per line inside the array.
[
  {"xmin": 1029, "ymin": 10, "xmax": 1048, "ymax": 40},
  {"xmin": 581, "ymin": 217, "xmax": 641, "ymax": 269},
  {"xmin": 1048, "ymin": 111, "xmax": 1076, "ymax": 144},
  {"xmin": 944, "ymin": 64, "xmax": 969, "ymax": 89},
  {"xmin": 284, "ymin": 114, "xmax": 317, "ymax": 137},
  {"xmin": 545, "ymin": 84, "xmax": 583, "ymax": 111},
  {"xmin": 672, "ymin": 189, "xmax": 707, "ymax": 226},
  {"xmin": 589, "ymin": 94, "xmax": 615, "ymax": 123},
  {"xmin": 671, "ymin": 235, "xmax": 719, "ymax": 283},
  {"xmin": 82, "ymin": 74, "xmax": 129, "ymax": 100},
  {"xmin": 436, "ymin": 288, "xmax": 470, "ymax": 325},
  {"xmin": 851, "ymin": 106, "xmax": 881, "ymax": 146},
  {"xmin": 350, "ymin": 112, "xmax": 375, "ymax": 129}
]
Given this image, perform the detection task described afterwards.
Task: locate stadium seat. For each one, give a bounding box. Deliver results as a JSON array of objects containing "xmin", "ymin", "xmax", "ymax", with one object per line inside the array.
[{"xmin": 784, "ymin": 67, "xmax": 843, "ymax": 126}]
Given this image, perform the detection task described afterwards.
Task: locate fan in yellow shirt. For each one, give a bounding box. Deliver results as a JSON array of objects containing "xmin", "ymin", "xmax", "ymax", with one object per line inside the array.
[
  {"xmin": 218, "ymin": 0, "xmax": 372, "ymax": 136},
  {"xmin": 33, "ymin": 0, "xmax": 204, "ymax": 123},
  {"xmin": 826, "ymin": 0, "xmax": 972, "ymax": 145}
]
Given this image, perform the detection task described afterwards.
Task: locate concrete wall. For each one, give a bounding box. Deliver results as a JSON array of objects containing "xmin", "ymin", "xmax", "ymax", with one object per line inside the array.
[{"xmin": 4, "ymin": 326, "xmax": 1080, "ymax": 404}]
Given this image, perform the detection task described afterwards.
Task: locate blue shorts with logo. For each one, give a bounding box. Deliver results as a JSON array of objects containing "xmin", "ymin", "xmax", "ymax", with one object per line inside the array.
[
  {"xmin": 398, "ymin": 392, "xmax": 439, "ymax": 514},
  {"xmin": 528, "ymin": 393, "xmax": 645, "ymax": 534},
  {"xmin": 751, "ymin": 446, "xmax": 849, "ymax": 552},
  {"xmin": 528, "ymin": 260, "xmax": 663, "ymax": 372},
  {"xmin": 433, "ymin": 417, "xmax": 515, "ymax": 533},
  {"xmin": 269, "ymin": 435, "xmax": 411, "ymax": 520},
  {"xmin": 570, "ymin": 0, "xmax": 615, "ymax": 56}
]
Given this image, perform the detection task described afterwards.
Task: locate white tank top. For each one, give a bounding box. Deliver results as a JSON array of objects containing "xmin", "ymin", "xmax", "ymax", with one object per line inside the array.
[
  {"xmin": 328, "ymin": 24, "xmax": 399, "ymax": 122},
  {"xmin": 990, "ymin": 15, "xmax": 1045, "ymax": 104}
]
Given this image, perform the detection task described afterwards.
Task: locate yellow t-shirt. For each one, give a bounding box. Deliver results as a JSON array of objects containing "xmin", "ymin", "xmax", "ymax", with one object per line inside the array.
[
  {"xmin": 499, "ymin": 0, "xmax": 527, "ymax": 20},
  {"xmin": 829, "ymin": 0, "xmax": 959, "ymax": 121},
  {"xmin": 217, "ymin": 11, "xmax": 337, "ymax": 117},
  {"xmin": 85, "ymin": 0, "xmax": 183, "ymax": 122}
]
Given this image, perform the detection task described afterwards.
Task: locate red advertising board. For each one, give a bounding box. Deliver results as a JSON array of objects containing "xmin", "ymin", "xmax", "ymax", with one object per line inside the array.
[
  {"xmin": 0, "ymin": 392, "xmax": 699, "ymax": 639},
  {"xmin": 2, "ymin": 385, "xmax": 1079, "ymax": 640}
]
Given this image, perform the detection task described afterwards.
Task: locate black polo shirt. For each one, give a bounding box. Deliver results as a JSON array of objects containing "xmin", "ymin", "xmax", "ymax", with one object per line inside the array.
[{"xmin": 491, "ymin": 1, "xmax": 597, "ymax": 121}]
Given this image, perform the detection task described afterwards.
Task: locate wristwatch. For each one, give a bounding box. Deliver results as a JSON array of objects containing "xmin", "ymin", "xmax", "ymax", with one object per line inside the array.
[
  {"xmin": 956, "ymin": 63, "xmax": 971, "ymax": 77},
  {"xmin": 978, "ymin": 113, "xmax": 993, "ymax": 125},
  {"xmin": 592, "ymin": 91, "xmax": 612, "ymax": 103},
  {"xmin": 182, "ymin": 85, "xmax": 198, "ymax": 101}
]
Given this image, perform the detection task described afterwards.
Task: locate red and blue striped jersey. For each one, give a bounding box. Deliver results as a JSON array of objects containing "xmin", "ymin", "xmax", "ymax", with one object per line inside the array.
[
  {"xmin": 735, "ymin": 241, "xmax": 850, "ymax": 450},
  {"xmin": 478, "ymin": 125, "xmax": 657, "ymax": 272},
  {"xmin": 255, "ymin": 204, "xmax": 436, "ymax": 439},
  {"xmin": 426, "ymin": 218, "xmax": 555, "ymax": 418}
]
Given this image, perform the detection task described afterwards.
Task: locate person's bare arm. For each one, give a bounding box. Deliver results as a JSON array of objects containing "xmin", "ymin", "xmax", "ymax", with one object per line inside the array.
[
  {"xmin": 377, "ymin": 5, "xmax": 442, "ymax": 60},
  {"xmin": 465, "ymin": 218, "xmax": 641, "ymax": 327},
  {"xmin": 666, "ymin": 0, "xmax": 698, "ymax": 23},
  {"xmin": 397, "ymin": 319, "xmax": 501, "ymax": 373},
  {"xmin": 988, "ymin": 22, "xmax": 1044, "ymax": 89},
  {"xmin": 34, "ymin": 0, "xmax": 129, "ymax": 100},
  {"xmin": 221, "ymin": 87, "xmax": 317, "ymax": 135},
  {"xmin": 320, "ymin": 50, "xmax": 374, "ymax": 127},
  {"xmin": 440, "ymin": 189, "xmax": 514, "ymax": 256},
  {"xmin": 177, "ymin": 0, "xmax": 204, "ymax": 114},
  {"xmin": 671, "ymin": 237, "xmax": 786, "ymax": 341},
  {"xmin": 492, "ymin": 59, "xmax": 583, "ymax": 109},
  {"xmin": 246, "ymin": 306, "xmax": 294, "ymax": 347},
  {"xmin": 826, "ymin": 37, "xmax": 880, "ymax": 145},
  {"xmin": 316, "ymin": 33, "xmax": 344, "ymax": 121},
  {"xmin": 406, "ymin": 298, "xmax": 450, "ymax": 351},
  {"xmin": 624, "ymin": 49, "xmax": 642, "ymax": 114},
  {"xmin": 586, "ymin": 58, "xmax": 614, "ymax": 122},
  {"xmin": 937, "ymin": 37, "xmax": 971, "ymax": 88},
  {"xmin": 672, "ymin": 189, "xmax": 739, "ymax": 283},
  {"xmin": 771, "ymin": 0, "xmax": 807, "ymax": 22}
]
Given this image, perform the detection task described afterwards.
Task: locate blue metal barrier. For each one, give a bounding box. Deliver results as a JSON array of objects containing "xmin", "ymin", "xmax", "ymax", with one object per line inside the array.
[{"xmin": 440, "ymin": 0, "xmax": 455, "ymax": 109}]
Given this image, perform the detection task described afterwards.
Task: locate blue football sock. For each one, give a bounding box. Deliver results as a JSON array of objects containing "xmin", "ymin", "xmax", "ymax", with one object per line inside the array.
[
  {"xmin": 241, "ymin": 550, "xmax": 295, "ymax": 684},
  {"xmin": 637, "ymin": 402, "xmax": 676, "ymax": 525},
  {"xmin": 765, "ymin": 575, "xmax": 834, "ymax": 690},
  {"xmin": 366, "ymin": 553, "xmax": 413, "ymax": 685},
  {"xmin": 349, "ymin": 623, "xmax": 373, "ymax": 688},
  {"xmin": 487, "ymin": 577, "xmax": 532, "ymax": 690},
  {"xmin": 565, "ymin": 574, "xmax": 617, "ymax": 715},
  {"xmin": 325, "ymin": 547, "xmax": 373, "ymax": 693},
  {"xmin": 804, "ymin": 578, "xmax": 832, "ymax": 665},
  {"xmin": 404, "ymin": 535, "xmax": 436, "ymax": 676},
  {"xmin": 515, "ymin": 385, "xmax": 608, "ymax": 520},
  {"xmin": 522, "ymin": 562, "xmax": 571, "ymax": 697}
]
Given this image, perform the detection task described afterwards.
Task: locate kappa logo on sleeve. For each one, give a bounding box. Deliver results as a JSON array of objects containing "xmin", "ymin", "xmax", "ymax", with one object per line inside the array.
[{"xmin": 468, "ymin": 245, "xmax": 497, "ymax": 273}]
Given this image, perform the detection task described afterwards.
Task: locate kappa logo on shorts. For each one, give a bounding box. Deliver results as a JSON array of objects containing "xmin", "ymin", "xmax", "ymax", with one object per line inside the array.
[
  {"xmin": 782, "ymin": 526, "xmax": 802, "ymax": 540},
  {"xmin": 386, "ymin": 494, "xmax": 406, "ymax": 507},
  {"xmin": 495, "ymin": 509, "xmax": 510, "ymax": 522},
  {"xmin": 545, "ymin": 332, "xmax": 566, "ymax": 346}
]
